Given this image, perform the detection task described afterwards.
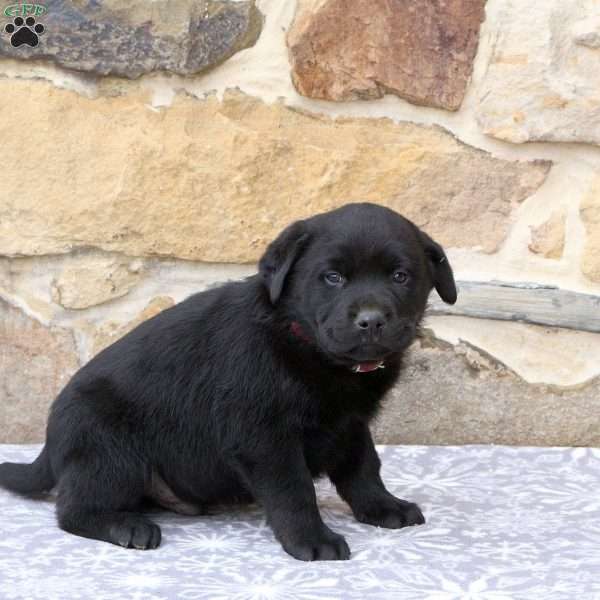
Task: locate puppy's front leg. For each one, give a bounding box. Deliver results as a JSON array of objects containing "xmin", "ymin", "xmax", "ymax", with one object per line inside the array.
[
  {"xmin": 329, "ymin": 421, "xmax": 425, "ymax": 529},
  {"xmin": 232, "ymin": 443, "xmax": 350, "ymax": 561}
]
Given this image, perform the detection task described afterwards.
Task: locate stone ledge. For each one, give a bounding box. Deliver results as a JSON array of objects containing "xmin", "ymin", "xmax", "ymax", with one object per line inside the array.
[{"xmin": 427, "ymin": 281, "xmax": 600, "ymax": 334}]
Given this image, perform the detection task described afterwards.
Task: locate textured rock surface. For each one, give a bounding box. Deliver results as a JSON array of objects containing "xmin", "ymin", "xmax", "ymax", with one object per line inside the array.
[
  {"xmin": 374, "ymin": 339, "xmax": 600, "ymax": 446},
  {"xmin": 0, "ymin": 81, "xmax": 550, "ymax": 261},
  {"xmin": 477, "ymin": 0, "xmax": 600, "ymax": 145},
  {"xmin": 51, "ymin": 254, "xmax": 144, "ymax": 309},
  {"xmin": 428, "ymin": 316, "xmax": 600, "ymax": 387},
  {"xmin": 288, "ymin": 0, "xmax": 485, "ymax": 110},
  {"xmin": 90, "ymin": 296, "xmax": 175, "ymax": 356},
  {"xmin": 0, "ymin": 0, "xmax": 263, "ymax": 78},
  {"xmin": 581, "ymin": 176, "xmax": 600, "ymax": 283},
  {"xmin": 0, "ymin": 300, "xmax": 79, "ymax": 443},
  {"xmin": 528, "ymin": 210, "xmax": 566, "ymax": 259},
  {"xmin": 0, "ymin": 258, "xmax": 56, "ymax": 322}
]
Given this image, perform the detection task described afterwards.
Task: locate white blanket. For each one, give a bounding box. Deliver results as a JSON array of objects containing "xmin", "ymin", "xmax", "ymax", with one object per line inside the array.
[{"xmin": 1, "ymin": 444, "xmax": 598, "ymax": 599}]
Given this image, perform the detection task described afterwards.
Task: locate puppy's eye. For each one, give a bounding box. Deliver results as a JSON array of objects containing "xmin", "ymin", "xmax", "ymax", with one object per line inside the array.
[
  {"xmin": 392, "ymin": 270, "xmax": 408, "ymax": 284},
  {"xmin": 324, "ymin": 271, "xmax": 344, "ymax": 286}
]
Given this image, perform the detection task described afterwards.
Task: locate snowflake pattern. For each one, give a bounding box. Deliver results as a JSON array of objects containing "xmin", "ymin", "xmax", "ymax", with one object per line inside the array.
[{"xmin": 0, "ymin": 444, "xmax": 599, "ymax": 599}]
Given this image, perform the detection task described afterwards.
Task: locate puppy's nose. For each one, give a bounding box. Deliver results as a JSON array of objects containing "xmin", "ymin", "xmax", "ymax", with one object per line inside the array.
[{"xmin": 354, "ymin": 309, "xmax": 386, "ymax": 336}]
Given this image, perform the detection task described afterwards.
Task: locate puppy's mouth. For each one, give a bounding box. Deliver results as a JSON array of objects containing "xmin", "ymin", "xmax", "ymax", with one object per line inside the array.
[
  {"xmin": 289, "ymin": 321, "xmax": 404, "ymax": 373},
  {"xmin": 340, "ymin": 344, "xmax": 390, "ymax": 373},
  {"xmin": 325, "ymin": 322, "xmax": 419, "ymax": 372},
  {"xmin": 351, "ymin": 360, "xmax": 386, "ymax": 373}
]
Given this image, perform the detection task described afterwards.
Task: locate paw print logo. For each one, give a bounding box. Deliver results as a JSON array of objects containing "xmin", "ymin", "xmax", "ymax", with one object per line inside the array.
[{"xmin": 4, "ymin": 16, "xmax": 45, "ymax": 47}]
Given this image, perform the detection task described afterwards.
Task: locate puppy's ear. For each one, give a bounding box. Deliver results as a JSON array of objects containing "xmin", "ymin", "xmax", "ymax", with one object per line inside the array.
[
  {"xmin": 259, "ymin": 221, "xmax": 310, "ymax": 304},
  {"xmin": 418, "ymin": 230, "xmax": 457, "ymax": 305}
]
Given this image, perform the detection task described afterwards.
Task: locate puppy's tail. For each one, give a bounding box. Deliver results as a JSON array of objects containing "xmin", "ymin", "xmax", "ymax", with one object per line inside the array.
[{"xmin": 0, "ymin": 445, "xmax": 55, "ymax": 495}]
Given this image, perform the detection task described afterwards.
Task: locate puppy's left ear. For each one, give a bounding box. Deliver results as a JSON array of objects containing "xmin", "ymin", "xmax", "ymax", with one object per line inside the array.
[
  {"xmin": 418, "ymin": 230, "xmax": 457, "ymax": 305},
  {"xmin": 259, "ymin": 221, "xmax": 310, "ymax": 304}
]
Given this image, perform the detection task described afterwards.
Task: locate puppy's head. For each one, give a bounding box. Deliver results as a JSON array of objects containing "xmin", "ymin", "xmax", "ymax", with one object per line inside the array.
[{"xmin": 259, "ymin": 203, "xmax": 456, "ymax": 370}]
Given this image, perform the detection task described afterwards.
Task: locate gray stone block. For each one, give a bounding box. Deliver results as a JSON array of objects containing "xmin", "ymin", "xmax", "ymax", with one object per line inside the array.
[
  {"xmin": 0, "ymin": 0, "xmax": 263, "ymax": 77},
  {"xmin": 373, "ymin": 339, "xmax": 600, "ymax": 447}
]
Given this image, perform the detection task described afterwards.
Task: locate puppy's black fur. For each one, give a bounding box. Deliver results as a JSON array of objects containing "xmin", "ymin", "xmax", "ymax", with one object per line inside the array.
[{"xmin": 0, "ymin": 203, "xmax": 456, "ymax": 561}]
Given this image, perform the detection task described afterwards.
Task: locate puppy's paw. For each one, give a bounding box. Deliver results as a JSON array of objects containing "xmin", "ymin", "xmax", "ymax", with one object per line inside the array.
[
  {"xmin": 355, "ymin": 497, "xmax": 425, "ymax": 529},
  {"xmin": 281, "ymin": 529, "xmax": 350, "ymax": 561},
  {"xmin": 108, "ymin": 516, "xmax": 162, "ymax": 550}
]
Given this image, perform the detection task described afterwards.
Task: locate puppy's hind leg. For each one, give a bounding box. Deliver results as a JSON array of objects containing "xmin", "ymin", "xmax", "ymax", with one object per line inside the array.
[{"xmin": 56, "ymin": 459, "xmax": 161, "ymax": 550}]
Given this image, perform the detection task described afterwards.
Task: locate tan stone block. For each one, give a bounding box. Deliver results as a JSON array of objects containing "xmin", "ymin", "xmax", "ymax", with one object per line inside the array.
[
  {"xmin": 581, "ymin": 176, "xmax": 600, "ymax": 283},
  {"xmin": 51, "ymin": 254, "xmax": 145, "ymax": 310},
  {"xmin": 528, "ymin": 210, "xmax": 566, "ymax": 260},
  {"xmin": 0, "ymin": 81, "xmax": 550, "ymax": 261}
]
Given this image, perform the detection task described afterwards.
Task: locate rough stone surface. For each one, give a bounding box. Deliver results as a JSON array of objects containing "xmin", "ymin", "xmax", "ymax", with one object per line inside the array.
[
  {"xmin": 0, "ymin": 257, "xmax": 56, "ymax": 322},
  {"xmin": 428, "ymin": 316, "xmax": 600, "ymax": 387},
  {"xmin": 51, "ymin": 254, "xmax": 144, "ymax": 309},
  {"xmin": 288, "ymin": 0, "xmax": 486, "ymax": 110},
  {"xmin": 477, "ymin": 0, "xmax": 600, "ymax": 145},
  {"xmin": 0, "ymin": 82, "xmax": 550, "ymax": 261},
  {"xmin": 90, "ymin": 296, "xmax": 175, "ymax": 356},
  {"xmin": 581, "ymin": 176, "xmax": 600, "ymax": 283},
  {"xmin": 373, "ymin": 338, "xmax": 600, "ymax": 446},
  {"xmin": 0, "ymin": 300, "xmax": 79, "ymax": 443},
  {"xmin": 528, "ymin": 210, "xmax": 566, "ymax": 259},
  {"xmin": 0, "ymin": 0, "xmax": 263, "ymax": 78},
  {"xmin": 572, "ymin": 16, "xmax": 600, "ymax": 48}
]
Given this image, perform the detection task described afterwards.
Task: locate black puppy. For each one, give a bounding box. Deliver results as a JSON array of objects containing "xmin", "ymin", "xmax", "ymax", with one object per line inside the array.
[{"xmin": 0, "ymin": 203, "xmax": 456, "ymax": 561}]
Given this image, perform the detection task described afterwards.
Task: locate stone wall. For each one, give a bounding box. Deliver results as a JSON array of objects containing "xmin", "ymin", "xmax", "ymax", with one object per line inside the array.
[{"xmin": 1, "ymin": 0, "xmax": 599, "ymax": 444}]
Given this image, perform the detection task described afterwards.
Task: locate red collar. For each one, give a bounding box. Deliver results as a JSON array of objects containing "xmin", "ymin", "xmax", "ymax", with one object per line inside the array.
[
  {"xmin": 290, "ymin": 320, "xmax": 312, "ymax": 344},
  {"xmin": 289, "ymin": 321, "xmax": 385, "ymax": 374}
]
